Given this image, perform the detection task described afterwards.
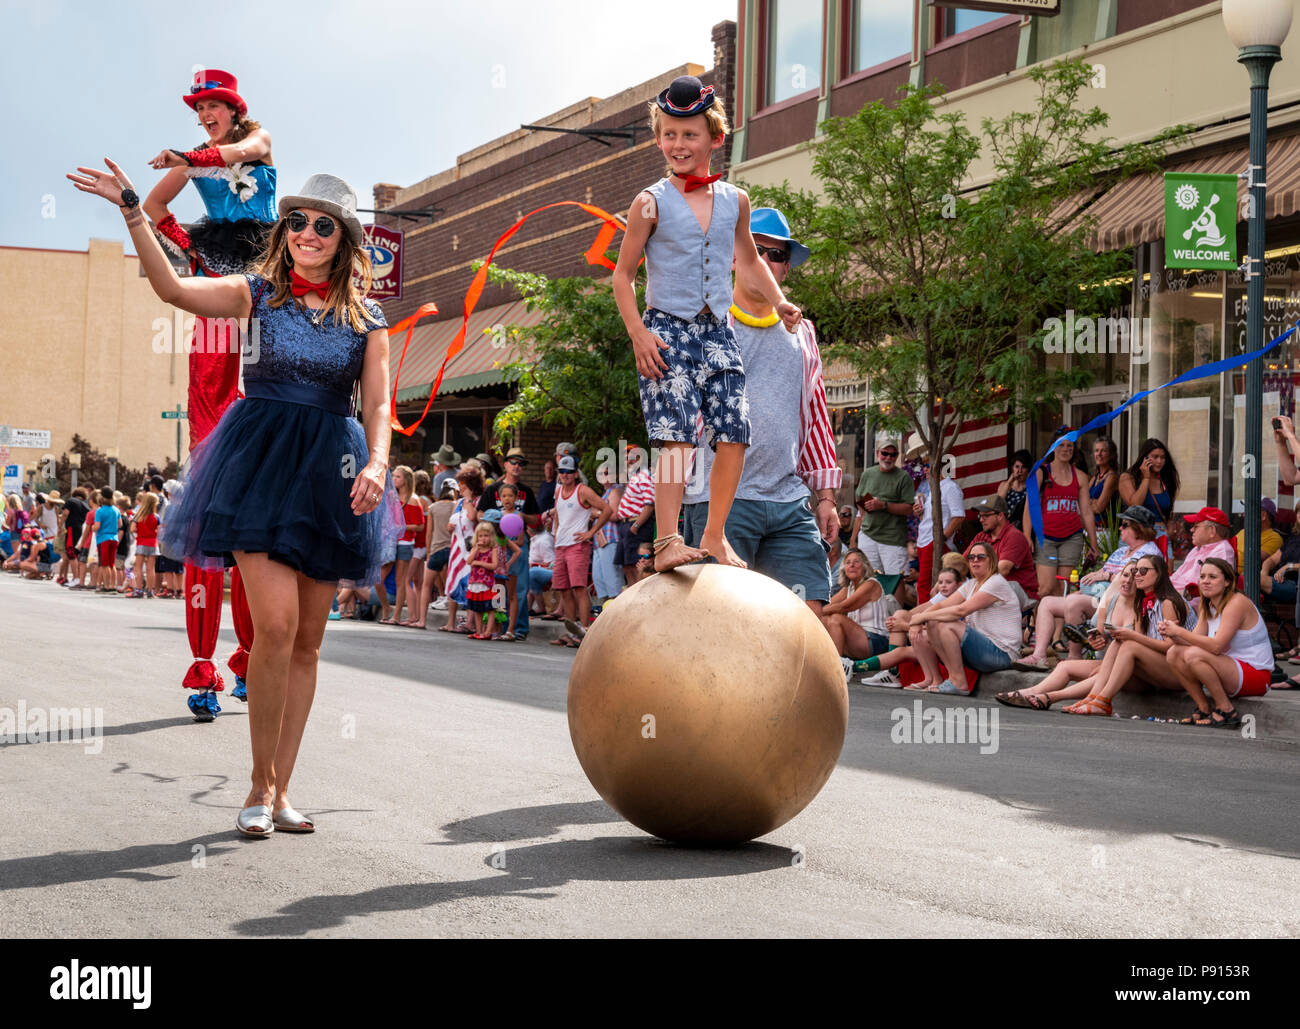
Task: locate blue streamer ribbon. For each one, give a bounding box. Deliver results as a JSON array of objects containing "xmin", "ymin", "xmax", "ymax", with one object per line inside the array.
[{"xmin": 1026, "ymin": 323, "xmax": 1298, "ymax": 548}]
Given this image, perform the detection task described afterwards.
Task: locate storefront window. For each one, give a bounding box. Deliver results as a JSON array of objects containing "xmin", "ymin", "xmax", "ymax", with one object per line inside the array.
[
  {"xmin": 850, "ymin": 0, "xmax": 911, "ymax": 75},
  {"xmin": 942, "ymin": 8, "xmax": 1004, "ymax": 37},
  {"xmin": 767, "ymin": 0, "xmax": 822, "ymax": 104}
]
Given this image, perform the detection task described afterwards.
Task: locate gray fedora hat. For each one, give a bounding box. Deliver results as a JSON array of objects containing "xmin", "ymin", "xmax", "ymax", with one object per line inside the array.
[
  {"xmin": 278, "ymin": 173, "xmax": 365, "ymax": 246},
  {"xmin": 431, "ymin": 443, "xmax": 461, "ymax": 467}
]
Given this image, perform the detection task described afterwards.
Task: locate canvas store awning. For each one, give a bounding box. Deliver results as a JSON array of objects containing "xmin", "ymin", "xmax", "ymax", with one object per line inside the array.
[{"xmin": 391, "ymin": 299, "xmax": 546, "ymax": 403}]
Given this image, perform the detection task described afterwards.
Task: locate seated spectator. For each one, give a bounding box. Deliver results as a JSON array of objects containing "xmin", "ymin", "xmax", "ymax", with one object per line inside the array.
[
  {"xmin": 528, "ymin": 526, "xmax": 558, "ymax": 618},
  {"xmin": 965, "ymin": 495, "xmax": 1037, "ymax": 602},
  {"xmin": 1235, "ymin": 497, "xmax": 1282, "ymax": 569},
  {"xmin": 908, "ymin": 540, "xmax": 1022, "ymax": 694},
  {"xmin": 1062, "ymin": 554, "xmax": 1189, "ymax": 716},
  {"xmin": 859, "ymin": 562, "xmax": 968, "ymax": 688},
  {"xmin": 1016, "ymin": 506, "xmax": 1161, "ymax": 669},
  {"xmin": 1164, "ymin": 556, "xmax": 1272, "ymax": 726},
  {"xmin": 1262, "ymin": 526, "xmax": 1300, "ymax": 667},
  {"xmin": 1170, "ymin": 507, "xmax": 1236, "ymax": 596},
  {"xmin": 821, "ymin": 549, "xmax": 891, "ymax": 660},
  {"xmin": 998, "ymin": 560, "xmax": 1140, "ymax": 709}
]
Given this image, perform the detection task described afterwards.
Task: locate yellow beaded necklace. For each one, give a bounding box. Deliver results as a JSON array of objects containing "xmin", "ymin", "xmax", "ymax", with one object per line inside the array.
[{"xmin": 729, "ymin": 303, "xmax": 780, "ymax": 328}]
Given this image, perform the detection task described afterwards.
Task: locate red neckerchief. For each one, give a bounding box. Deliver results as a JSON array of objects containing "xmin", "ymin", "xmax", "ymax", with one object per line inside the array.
[
  {"xmin": 674, "ymin": 171, "xmax": 722, "ymax": 192},
  {"xmin": 1140, "ymin": 592, "xmax": 1158, "ymax": 624},
  {"xmin": 290, "ymin": 271, "xmax": 330, "ymax": 299}
]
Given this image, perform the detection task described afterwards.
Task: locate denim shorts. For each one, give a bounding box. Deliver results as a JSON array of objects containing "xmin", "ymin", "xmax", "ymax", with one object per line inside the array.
[
  {"xmin": 396, "ymin": 540, "xmax": 414, "ymax": 562},
  {"xmin": 960, "ymin": 625, "xmax": 1014, "ymax": 672},
  {"xmin": 710, "ymin": 495, "xmax": 832, "ymax": 603},
  {"xmin": 426, "ymin": 546, "xmax": 450, "ymax": 572}
]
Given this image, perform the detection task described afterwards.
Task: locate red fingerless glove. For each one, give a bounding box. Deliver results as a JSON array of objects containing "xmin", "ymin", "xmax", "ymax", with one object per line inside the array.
[
  {"xmin": 174, "ymin": 146, "xmax": 226, "ymax": 168},
  {"xmin": 155, "ymin": 213, "xmax": 194, "ymax": 253}
]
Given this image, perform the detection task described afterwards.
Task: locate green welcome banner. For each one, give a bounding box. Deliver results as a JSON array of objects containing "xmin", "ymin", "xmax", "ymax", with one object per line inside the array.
[{"xmin": 1164, "ymin": 172, "xmax": 1239, "ymax": 269}]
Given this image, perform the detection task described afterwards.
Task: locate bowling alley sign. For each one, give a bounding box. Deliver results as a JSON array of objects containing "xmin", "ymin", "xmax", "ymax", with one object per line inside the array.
[
  {"xmin": 1164, "ymin": 173, "xmax": 1239, "ymax": 270},
  {"xmin": 362, "ymin": 224, "xmax": 403, "ymax": 299}
]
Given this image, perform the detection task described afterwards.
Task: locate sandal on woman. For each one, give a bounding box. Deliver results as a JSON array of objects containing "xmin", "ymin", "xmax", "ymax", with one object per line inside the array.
[
  {"xmin": 996, "ymin": 690, "xmax": 1050, "ymax": 710},
  {"xmin": 563, "ymin": 636, "xmax": 582, "ymax": 648},
  {"xmin": 235, "ymin": 805, "xmax": 274, "ymax": 838},
  {"xmin": 1062, "ymin": 693, "xmax": 1112, "ymax": 716},
  {"xmin": 1210, "ymin": 706, "xmax": 1242, "ymax": 728},
  {"xmin": 549, "ymin": 636, "xmax": 572, "ymax": 646},
  {"xmin": 495, "ymin": 632, "xmax": 517, "ymax": 642},
  {"xmin": 1275, "ymin": 644, "xmax": 1300, "ymax": 661},
  {"xmin": 1179, "ymin": 708, "xmax": 1214, "ymax": 726}
]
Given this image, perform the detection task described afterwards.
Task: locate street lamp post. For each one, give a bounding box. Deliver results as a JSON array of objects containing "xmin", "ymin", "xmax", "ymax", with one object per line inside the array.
[{"xmin": 1224, "ymin": 0, "xmax": 1292, "ymax": 605}]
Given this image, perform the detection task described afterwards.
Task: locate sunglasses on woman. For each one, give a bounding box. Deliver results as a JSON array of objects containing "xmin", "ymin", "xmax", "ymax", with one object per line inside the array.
[{"xmin": 286, "ymin": 211, "xmax": 338, "ymax": 237}]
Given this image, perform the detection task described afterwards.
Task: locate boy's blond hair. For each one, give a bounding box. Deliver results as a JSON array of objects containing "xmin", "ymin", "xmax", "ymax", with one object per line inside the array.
[{"xmin": 648, "ymin": 97, "xmax": 730, "ymax": 140}]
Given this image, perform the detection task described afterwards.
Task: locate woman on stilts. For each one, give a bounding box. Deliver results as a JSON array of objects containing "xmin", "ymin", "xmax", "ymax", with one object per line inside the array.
[
  {"xmin": 144, "ymin": 69, "xmax": 276, "ymax": 720},
  {"xmin": 70, "ymin": 158, "xmax": 402, "ymax": 837}
]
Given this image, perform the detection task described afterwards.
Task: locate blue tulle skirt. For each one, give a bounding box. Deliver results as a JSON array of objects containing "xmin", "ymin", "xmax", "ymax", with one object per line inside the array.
[{"xmin": 160, "ymin": 395, "xmax": 403, "ymax": 586}]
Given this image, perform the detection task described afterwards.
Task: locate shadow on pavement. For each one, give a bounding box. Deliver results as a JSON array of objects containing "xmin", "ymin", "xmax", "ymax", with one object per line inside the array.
[
  {"xmin": 231, "ymin": 834, "xmax": 793, "ymax": 937},
  {"xmin": 0, "ymin": 833, "xmax": 239, "ymax": 889},
  {"xmin": 434, "ymin": 800, "xmax": 622, "ymax": 844}
]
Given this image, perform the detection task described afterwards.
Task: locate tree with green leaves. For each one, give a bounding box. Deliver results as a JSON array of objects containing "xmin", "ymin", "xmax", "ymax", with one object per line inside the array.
[
  {"xmin": 487, "ymin": 264, "xmax": 646, "ymax": 477},
  {"xmin": 749, "ymin": 58, "xmax": 1188, "ymax": 569}
]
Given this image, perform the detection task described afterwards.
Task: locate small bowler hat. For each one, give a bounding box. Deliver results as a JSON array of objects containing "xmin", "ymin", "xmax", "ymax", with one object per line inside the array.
[{"xmin": 656, "ymin": 75, "xmax": 716, "ymax": 118}]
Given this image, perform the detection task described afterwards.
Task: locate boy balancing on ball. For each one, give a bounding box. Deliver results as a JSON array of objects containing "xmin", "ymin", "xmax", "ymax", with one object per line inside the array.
[{"xmin": 613, "ymin": 75, "xmax": 800, "ymax": 572}]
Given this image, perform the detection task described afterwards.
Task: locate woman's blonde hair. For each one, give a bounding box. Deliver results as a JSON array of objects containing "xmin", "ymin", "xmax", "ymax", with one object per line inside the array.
[
  {"xmin": 413, "ymin": 468, "xmax": 432, "ymax": 500},
  {"xmin": 254, "ymin": 217, "xmax": 380, "ymax": 334},
  {"xmin": 940, "ymin": 552, "xmax": 970, "ymax": 579},
  {"xmin": 133, "ymin": 493, "xmax": 158, "ymax": 524},
  {"xmin": 837, "ymin": 547, "xmax": 876, "ymax": 591}
]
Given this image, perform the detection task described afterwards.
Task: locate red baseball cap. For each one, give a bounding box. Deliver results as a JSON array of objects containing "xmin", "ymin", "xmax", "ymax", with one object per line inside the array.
[{"xmin": 1184, "ymin": 506, "xmax": 1229, "ymax": 527}]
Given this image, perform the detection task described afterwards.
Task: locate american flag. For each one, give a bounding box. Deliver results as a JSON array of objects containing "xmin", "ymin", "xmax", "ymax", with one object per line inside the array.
[
  {"xmin": 445, "ymin": 502, "xmax": 471, "ymax": 597},
  {"xmin": 941, "ymin": 413, "xmax": 1008, "ymax": 508}
]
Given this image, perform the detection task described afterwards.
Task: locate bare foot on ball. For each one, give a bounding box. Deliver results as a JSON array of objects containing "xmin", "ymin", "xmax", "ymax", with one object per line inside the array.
[
  {"xmin": 654, "ymin": 537, "xmax": 705, "ymax": 572},
  {"xmin": 699, "ymin": 531, "xmax": 746, "ymax": 568}
]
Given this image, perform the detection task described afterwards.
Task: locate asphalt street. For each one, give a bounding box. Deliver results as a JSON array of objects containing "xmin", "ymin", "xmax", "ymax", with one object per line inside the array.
[{"xmin": 1, "ymin": 572, "xmax": 1297, "ymax": 938}]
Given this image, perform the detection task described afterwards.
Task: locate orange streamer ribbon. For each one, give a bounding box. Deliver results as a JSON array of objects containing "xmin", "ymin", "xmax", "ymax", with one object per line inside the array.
[{"xmin": 390, "ymin": 201, "xmax": 628, "ymax": 437}]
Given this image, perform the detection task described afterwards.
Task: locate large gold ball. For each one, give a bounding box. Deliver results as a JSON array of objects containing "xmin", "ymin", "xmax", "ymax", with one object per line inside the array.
[{"xmin": 567, "ymin": 563, "xmax": 848, "ymax": 844}]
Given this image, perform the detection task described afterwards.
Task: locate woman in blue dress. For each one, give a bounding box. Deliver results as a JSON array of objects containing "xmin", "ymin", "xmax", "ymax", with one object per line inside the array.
[
  {"xmin": 69, "ymin": 160, "xmax": 402, "ymax": 838},
  {"xmin": 1119, "ymin": 437, "xmax": 1180, "ymax": 558},
  {"xmin": 144, "ymin": 70, "xmax": 277, "ymax": 719}
]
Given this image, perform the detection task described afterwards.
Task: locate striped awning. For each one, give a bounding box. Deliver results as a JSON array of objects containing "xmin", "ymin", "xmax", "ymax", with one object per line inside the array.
[
  {"xmin": 389, "ymin": 299, "xmax": 546, "ymax": 403},
  {"xmin": 1087, "ymin": 131, "xmax": 1300, "ymax": 252}
]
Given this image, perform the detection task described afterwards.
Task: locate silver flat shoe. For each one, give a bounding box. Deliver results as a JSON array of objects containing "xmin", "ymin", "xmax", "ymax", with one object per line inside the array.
[
  {"xmin": 236, "ymin": 805, "xmax": 274, "ymax": 838},
  {"xmin": 272, "ymin": 806, "xmax": 315, "ymax": 833}
]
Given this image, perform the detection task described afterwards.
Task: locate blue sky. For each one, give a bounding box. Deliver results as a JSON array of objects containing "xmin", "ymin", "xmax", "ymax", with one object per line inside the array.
[{"xmin": 1, "ymin": 0, "xmax": 736, "ymax": 253}]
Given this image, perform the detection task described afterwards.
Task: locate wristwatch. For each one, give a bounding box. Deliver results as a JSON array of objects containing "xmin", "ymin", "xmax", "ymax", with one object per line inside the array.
[{"xmin": 119, "ymin": 189, "xmax": 140, "ymax": 210}]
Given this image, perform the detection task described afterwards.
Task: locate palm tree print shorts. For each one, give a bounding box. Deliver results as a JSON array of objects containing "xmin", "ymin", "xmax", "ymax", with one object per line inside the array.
[{"xmin": 637, "ymin": 308, "xmax": 751, "ymax": 447}]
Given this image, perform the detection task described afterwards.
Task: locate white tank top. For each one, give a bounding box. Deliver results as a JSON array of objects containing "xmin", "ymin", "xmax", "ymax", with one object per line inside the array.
[
  {"xmin": 1208, "ymin": 604, "xmax": 1274, "ymax": 671},
  {"xmin": 553, "ymin": 484, "xmax": 589, "ymax": 548},
  {"xmin": 846, "ymin": 580, "xmax": 890, "ymax": 636}
]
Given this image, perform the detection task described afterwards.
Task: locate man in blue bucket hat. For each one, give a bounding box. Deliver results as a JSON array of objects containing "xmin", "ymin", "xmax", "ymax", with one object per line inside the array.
[{"xmin": 682, "ymin": 206, "xmax": 841, "ymax": 615}]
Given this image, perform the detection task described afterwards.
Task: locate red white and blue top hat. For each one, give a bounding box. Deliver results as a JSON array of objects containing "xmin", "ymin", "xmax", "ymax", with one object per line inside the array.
[{"xmin": 656, "ymin": 75, "xmax": 716, "ymax": 117}]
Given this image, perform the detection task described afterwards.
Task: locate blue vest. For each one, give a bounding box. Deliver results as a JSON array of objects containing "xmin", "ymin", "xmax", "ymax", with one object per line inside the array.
[{"xmin": 643, "ymin": 177, "xmax": 739, "ymax": 319}]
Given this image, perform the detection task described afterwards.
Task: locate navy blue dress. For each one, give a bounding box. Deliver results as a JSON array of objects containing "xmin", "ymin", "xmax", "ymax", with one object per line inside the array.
[{"xmin": 161, "ymin": 274, "xmax": 403, "ymax": 584}]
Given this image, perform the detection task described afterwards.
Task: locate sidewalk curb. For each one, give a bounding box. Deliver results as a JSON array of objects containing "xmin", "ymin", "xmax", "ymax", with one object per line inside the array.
[{"xmin": 850, "ymin": 668, "xmax": 1300, "ymax": 742}]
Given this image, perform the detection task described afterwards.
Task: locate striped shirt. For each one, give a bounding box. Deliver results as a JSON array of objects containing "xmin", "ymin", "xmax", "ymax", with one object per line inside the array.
[{"xmin": 617, "ymin": 470, "xmax": 655, "ymax": 520}]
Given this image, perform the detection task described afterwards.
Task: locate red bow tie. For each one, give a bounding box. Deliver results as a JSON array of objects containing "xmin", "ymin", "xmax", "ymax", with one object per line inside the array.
[
  {"xmin": 674, "ymin": 171, "xmax": 722, "ymax": 192},
  {"xmin": 290, "ymin": 271, "xmax": 330, "ymax": 299}
]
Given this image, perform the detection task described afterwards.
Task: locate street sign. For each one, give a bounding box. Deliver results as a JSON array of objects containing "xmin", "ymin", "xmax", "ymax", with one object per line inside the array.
[
  {"xmin": 0, "ymin": 426, "xmax": 49, "ymax": 448},
  {"xmin": 927, "ymin": 0, "xmax": 1059, "ymax": 16},
  {"xmin": 161, "ymin": 410, "xmax": 188, "ymax": 420},
  {"xmin": 2, "ymin": 464, "xmax": 19, "ymax": 493},
  {"xmin": 1165, "ymin": 172, "xmax": 1239, "ymax": 270},
  {"xmin": 363, "ymin": 224, "xmax": 403, "ymax": 300}
]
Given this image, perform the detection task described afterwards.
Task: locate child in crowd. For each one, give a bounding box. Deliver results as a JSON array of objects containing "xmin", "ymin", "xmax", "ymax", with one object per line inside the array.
[
  {"xmin": 465, "ymin": 521, "xmax": 502, "ymax": 639},
  {"xmin": 612, "ymin": 74, "xmax": 799, "ymax": 572},
  {"xmin": 860, "ymin": 563, "xmax": 969, "ymax": 688},
  {"xmin": 90, "ymin": 487, "xmax": 120, "ymax": 593},
  {"xmin": 131, "ymin": 493, "xmax": 160, "ymax": 598},
  {"xmin": 495, "ymin": 484, "xmax": 528, "ymax": 639},
  {"xmin": 115, "ymin": 496, "xmax": 133, "ymax": 592}
]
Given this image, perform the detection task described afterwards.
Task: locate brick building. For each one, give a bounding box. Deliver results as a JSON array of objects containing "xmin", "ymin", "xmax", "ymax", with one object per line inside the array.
[{"xmin": 372, "ymin": 21, "xmax": 737, "ymax": 474}]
